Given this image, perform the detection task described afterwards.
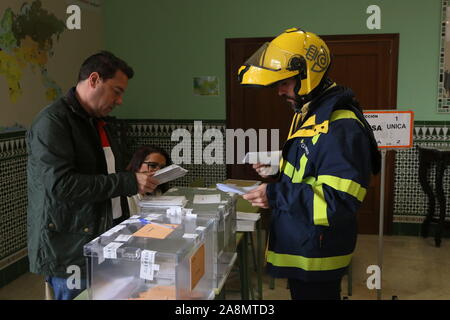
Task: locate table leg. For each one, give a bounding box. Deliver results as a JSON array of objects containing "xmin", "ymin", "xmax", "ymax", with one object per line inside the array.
[
  {"xmin": 434, "ymin": 160, "xmax": 446, "ymax": 247},
  {"xmin": 418, "ymin": 156, "xmax": 435, "ymax": 238},
  {"xmin": 238, "ymin": 234, "xmax": 249, "ymax": 300}
]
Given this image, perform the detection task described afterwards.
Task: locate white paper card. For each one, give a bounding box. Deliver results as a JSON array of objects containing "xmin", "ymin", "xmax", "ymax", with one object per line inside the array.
[
  {"xmin": 183, "ymin": 233, "xmax": 198, "ymax": 239},
  {"xmin": 114, "ymin": 234, "xmax": 133, "ymax": 242},
  {"xmin": 146, "ymin": 214, "xmax": 163, "ymax": 220},
  {"xmin": 193, "ymin": 194, "xmax": 221, "ymax": 204},
  {"xmin": 120, "ymin": 219, "xmax": 141, "ymax": 225},
  {"xmin": 140, "ymin": 250, "xmax": 157, "ymax": 280},
  {"xmin": 103, "ymin": 242, "xmax": 123, "ymax": 259}
]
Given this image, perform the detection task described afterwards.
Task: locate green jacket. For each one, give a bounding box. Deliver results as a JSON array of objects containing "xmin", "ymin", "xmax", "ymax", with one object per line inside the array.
[{"xmin": 26, "ymin": 88, "xmax": 138, "ymax": 278}]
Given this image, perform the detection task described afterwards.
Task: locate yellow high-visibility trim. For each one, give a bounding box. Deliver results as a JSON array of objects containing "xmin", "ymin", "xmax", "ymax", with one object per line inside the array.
[
  {"xmin": 303, "ymin": 175, "xmax": 366, "ymax": 202},
  {"xmin": 288, "ymin": 121, "xmax": 329, "ymax": 140},
  {"xmin": 282, "ymin": 155, "xmax": 308, "ymax": 183},
  {"xmin": 267, "ymin": 250, "xmax": 353, "ymax": 271},
  {"xmin": 312, "ymin": 134, "xmax": 320, "ymax": 145},
  {"xmin": 301, "ymin": 115, "xmax": 316, "ymax": 128},
  {"xmin": 282, "ymin": 160, "xmax": 295, "ymax": 179},
  {"xmin": 313, "ymin": 184, "xmax": 329, "ymax": 226},
  {"xmin": 297, "ymin": 154, "xmax": 308, "ymax": 183},
  {"xmin": 317, "ymin": 175, "xmax": 366, "ymax": 202},
  {"xmin": 288, "ymin": 113, "xmax": 300, "ymax": 140},
  {"xmin": 301, "ymin": 174, "xmax": 366, "ymax": 226},
  {"xmin": 286, "ymin": 109, "xmax": 364, "ymax": 142},
  {"xmin": 330, "ymin": 110, "xmax": 363, "ymax": 127}
]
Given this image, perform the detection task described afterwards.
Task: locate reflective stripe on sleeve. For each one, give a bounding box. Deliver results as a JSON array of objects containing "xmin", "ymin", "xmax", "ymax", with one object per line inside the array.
[
  {"xmin": 304, "ymin": 175, "xmax": 367, "ymax": 226},
  {"xmin": 317, "ymin": 175, "xmax": 367, "ymax": 202}
]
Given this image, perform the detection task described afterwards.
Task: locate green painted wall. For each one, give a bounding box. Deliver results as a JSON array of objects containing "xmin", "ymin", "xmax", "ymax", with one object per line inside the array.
[{"xmin": 104, "ymin": 0, "xmax": 446, "ymax": 121}]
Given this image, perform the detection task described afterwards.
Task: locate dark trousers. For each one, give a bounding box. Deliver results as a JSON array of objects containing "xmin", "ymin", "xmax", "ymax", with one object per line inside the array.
[{"xmin": 288, "ymin": 277, "xmax": 342, "ymax": 300}]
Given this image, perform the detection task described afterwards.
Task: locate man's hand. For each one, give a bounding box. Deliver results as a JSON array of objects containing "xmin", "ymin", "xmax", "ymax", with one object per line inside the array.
[
  {"xmin": 135, "ymin": 173, "xmax": 159, "ymax": 194},
  {"xmin": 253, "ymin": 163, "xmax": 271, "ymax": 178},
  {"xmin": 243, "ymin": 183, "xmax": 269, "ymax": 208}
]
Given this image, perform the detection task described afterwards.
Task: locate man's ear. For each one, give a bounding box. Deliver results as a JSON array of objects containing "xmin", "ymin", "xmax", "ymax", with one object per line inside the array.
[{"xmin": 88, "ymin": 72, "xmax": 101, "ymax": 88}]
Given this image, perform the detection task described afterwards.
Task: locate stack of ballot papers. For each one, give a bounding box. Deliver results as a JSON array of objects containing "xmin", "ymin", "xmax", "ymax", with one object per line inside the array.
[
  {"xmin": 153, "ymin": 164, "xmax": 188, "ymax": 184},
  {"xmin": 236, "ymin": 211, "xmax": 261, "ymax": 232},
  {"xmin": 216, "ymin": 183, "xmax": 260, "ymax": 195},
  {"xmin": 139, "ymin": 196, "xmax": 187, "ymax": 208}
]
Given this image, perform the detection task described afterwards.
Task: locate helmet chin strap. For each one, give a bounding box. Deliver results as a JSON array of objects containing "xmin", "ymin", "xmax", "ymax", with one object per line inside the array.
[{"xmin": 293, "ymin": 76, "xmax": 333, "ymax": 113}]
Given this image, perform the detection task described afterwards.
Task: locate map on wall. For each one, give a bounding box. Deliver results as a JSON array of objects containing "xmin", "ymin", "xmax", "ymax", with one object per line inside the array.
[{"xmin": 0, "ymin": 0, "xmax": 66, "ymax": 104}]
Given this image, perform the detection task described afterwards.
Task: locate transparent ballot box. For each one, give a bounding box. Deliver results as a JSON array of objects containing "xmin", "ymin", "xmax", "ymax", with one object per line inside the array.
[
  {"xmin": 83, "ymin": 214, "xmax": 215, "ymax": 300},
  {"xmin": 161, "ymin": 187, "xmax": 237, "ymax": 288}
]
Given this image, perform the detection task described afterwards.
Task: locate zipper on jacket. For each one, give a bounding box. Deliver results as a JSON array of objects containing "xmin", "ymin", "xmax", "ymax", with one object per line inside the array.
[{"xmin": 319, "ymin": 233, "xmax": 324, "ymax": 248}]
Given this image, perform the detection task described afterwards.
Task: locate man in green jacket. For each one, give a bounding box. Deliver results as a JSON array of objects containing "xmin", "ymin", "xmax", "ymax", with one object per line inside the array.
[{"xmin": 26, "ymin": 51, "xmax": 158, "ymax": 300}]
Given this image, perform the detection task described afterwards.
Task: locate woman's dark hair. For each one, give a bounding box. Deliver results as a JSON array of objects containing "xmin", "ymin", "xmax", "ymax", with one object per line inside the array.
[
  {"xmin": 77, "ymin": 50, "xmax": 134, "ymax": 82},
  {"xmin": 126, "ymin": 145, "xmax": 172, "ymax": 193}
]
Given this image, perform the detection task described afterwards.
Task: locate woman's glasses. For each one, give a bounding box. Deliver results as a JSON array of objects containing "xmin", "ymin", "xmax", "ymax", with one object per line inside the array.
[{"xmin": 142, "ymin": 161, "xmax": 166, "ymax": 171}]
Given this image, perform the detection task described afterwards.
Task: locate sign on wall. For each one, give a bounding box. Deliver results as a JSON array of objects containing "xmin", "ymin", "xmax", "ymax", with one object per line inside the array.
[{"xmin": 363, "ymin": 110, "xmax": 414, "ymax": 149}]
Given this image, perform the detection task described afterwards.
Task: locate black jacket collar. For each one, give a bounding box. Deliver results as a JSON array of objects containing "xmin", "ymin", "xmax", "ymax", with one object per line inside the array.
[{"xmin": 63, "ymin": 87, "xmax": 93, "ymax": 120}]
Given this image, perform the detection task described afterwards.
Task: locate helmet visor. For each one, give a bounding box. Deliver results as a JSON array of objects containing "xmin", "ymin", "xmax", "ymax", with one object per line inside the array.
[{"xmin": 245, "ymin": 42, "xmax": 294, "ymax": 71}]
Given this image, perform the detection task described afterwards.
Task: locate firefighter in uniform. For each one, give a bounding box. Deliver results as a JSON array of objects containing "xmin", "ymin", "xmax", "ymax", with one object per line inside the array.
[{"xmin": 240, "ymin": 28, "xmax": 381, "ymax": 300}]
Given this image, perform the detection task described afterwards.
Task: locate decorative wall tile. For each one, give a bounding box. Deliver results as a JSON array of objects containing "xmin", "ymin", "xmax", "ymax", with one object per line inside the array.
[
  {"xmin": 0, "ymin": 132, "xmax": 27, "ymax": 265},
  {"xmin": 438, "ymin": 0, "xmax": 450, "ymax": 113},
  {"xmin": 393, "ymin": 125, "xmax": 450, "ymax": 224}
]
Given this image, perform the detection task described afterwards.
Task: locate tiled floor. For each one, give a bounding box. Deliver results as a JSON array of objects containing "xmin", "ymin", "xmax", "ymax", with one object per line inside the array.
[{"xmin": 1, "ymin": 234, "xmax": 449, "ymax": 300}]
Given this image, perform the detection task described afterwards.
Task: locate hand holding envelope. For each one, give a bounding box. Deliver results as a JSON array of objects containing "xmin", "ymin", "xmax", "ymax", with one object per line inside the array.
[{"xmin": 242, "ymin": 183, "xmax": 269, "ymax": 209}]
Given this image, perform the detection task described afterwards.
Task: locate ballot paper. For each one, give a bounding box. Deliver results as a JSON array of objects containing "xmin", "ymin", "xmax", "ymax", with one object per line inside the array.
[
  {"xmin": 242, "ymin": 150, "xmax": 282, "ymax": 165},
  {"xmin": 138, "ymin": 196, "xmax": 187, "ymax": 208},
  {"xmin": 242, "ymin": 151, "xmax": 281, "ymax": 176},
  {"xmin": 216, "ymin": 183, "xmax": 259, "ymax": 195},
  {"xmin": 152, "ymin": 164, "xmax": 188, "ymax": 184}
]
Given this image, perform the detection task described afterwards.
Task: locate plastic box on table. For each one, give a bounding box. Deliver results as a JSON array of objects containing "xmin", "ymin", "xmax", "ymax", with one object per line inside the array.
[
  {"xmin": 160, "ymin": 187, "xmax": 237, "ymax": 289},
  {"xmin": 83, "ymin": 213, "xmax": 215, "ymax": 300}
]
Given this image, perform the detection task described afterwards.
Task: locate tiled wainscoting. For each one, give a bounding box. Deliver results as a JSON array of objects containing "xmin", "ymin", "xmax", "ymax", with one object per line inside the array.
[
  {"xmin": 0, "ymin": 119, "xmax": 449, "ymax": 287},
  {"xmin": 393, "ymin": 122, "xmax": 450, "ymax": 235},
  {"xmin": 0, "ymin": 131, "xmax": 28, "ymax": 288}
]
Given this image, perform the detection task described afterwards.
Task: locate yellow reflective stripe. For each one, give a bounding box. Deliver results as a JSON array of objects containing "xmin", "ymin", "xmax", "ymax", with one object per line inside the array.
[
  {"xmin": 297, "ymin": 154, "xmax": 308, "ymax": 183},
  {"xmin": 312, "ymin": 134, "xmax": 320, "ymax": 145},
  {"xmin": 267, "ymin": 250, "xmax": 353, "ymax": 271},
  {"xmin": 301, "ymin": 114, "xmax": 316, "ymax": 128},
  {"xmin": 313, "ymin": 184, "xmax": 329, "ymax": 226},
  {"xmin": 282, "ymin": 160, "xmax": 295, "ymax": 179},
  {"xmin": 288, "ymin": 109, "xmax": 363, "ymax": 141},
  {"xmin": 304, "ymin": 175, "xmax": 366, "ymax": 202},
  {"xmin": 288, "ymin": 121, "xmax": 329, "ymax": 140},
  {"xmin": 330, "ymin": 110, "xmax": 363, "ymax": 127},
  {"xmin": 294, "ymin": 113, "xmax": 301, "ymax": 130},
  {"xmin": 282, "ymin": 155, "xmax": 308, "ymax": 183},
  {"xmin": 302, "ymin": 177, "xmax": 328, "ymax": 226},
  {"xmin": 317, "ymin": 175, "xmax": 367, "ymax": 202},
  {"xmin": 288, "ymin": 113, "xmax": 300, "ymax": 140}
]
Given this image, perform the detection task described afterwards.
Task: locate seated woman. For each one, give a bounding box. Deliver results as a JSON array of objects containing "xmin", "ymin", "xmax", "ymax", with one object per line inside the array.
[{"xmin": 126, "ymin": 145, "xmax": 172, "ymax": 214}]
